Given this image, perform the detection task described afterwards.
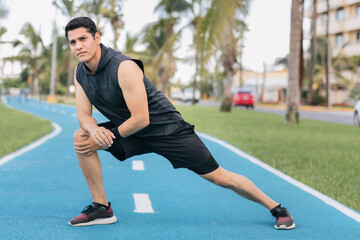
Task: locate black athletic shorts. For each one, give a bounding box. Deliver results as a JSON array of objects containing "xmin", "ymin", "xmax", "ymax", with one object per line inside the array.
[{"xmin": 98, "ymin": 122, "xmax": 219, "ymax": 175}]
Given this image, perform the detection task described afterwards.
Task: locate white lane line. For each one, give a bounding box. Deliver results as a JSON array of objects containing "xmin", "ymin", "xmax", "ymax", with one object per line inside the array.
[
  {"xmin": 197, "ymin": 132, "xmax": 360, "ymax": 223},
  {"xmin": 51, "ymin": 108, "xmax": 56, "ymax": 112},
  {"xmin": 133, "ymin": 194, "xmax": 154, "ymax": 213},
  {"xmin": 0, "ymin": 123, "xmax": 62, "ymax": 166},
  {"xmin": 71, "ymin": 113, "xmax": 77, "ymax": 118},
  {"xmin": 61, "ymin": 110, "xmax": 66, "ymax": 114},
  {"xmin": 132, "ymin": 160, "xmax": 145, "ymax": 171}
]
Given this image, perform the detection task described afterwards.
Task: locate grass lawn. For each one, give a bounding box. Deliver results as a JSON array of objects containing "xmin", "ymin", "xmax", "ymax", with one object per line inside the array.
[
  {"xmin": 176, "ymin": 105, "xmax": 360, "ymax": 212},
  {"xmin": 0, "ymin": 103, "xmax": 53, "ymax": 158}
]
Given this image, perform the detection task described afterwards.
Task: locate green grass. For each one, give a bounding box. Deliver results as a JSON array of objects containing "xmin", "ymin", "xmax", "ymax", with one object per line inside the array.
[
  {"xmin": 176, "ymin": 105, "xmax": 360, "ymax": 212},
  {"xmin": 0, "ymin": 103, "xmax": 53, "ymax": 158}
]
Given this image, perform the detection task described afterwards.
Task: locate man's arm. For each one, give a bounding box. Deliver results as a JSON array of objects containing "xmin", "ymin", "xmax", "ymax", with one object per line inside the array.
[
  {"xmin": 114, "ymin": 60, "xmax": 150, "ymax": 138},
  {"xmin": 74, "ymin": 68, "xmax": 114, "ymax": 147}
]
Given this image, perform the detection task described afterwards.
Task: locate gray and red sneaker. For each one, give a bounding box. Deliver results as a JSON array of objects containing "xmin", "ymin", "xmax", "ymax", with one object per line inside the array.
[
  {"xmin": 68, "ymin": 202, "xmax": 117, "ymax": 226},
  {"xmin": 270, "ymin": 204, "xmax": 295, "ymax": 230}
]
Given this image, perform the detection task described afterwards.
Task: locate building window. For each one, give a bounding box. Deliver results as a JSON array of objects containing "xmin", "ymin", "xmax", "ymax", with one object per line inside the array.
[
  {"xmin": 336, "ymin": 34, "xmax": 343, "ymax": 47},
  {"xmin": 317, "ymin": 13, "xmax": 327, "ymax": 25},
  {"xmin": 357, "ymin": 32, "xmax": 360, "ymax": 43},
  {"xmin": 356, "ymin": 5, "xmax": 360, "ymax": 17},
  {"xmin": 336, "ymin": 8, "xmax": 345, "ymax": 21}
]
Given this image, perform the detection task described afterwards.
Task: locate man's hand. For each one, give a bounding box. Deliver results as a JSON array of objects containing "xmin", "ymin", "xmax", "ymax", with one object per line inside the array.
[{"xmin": 89, "ymin": 127, "xmax": 115, "ymax": 147}]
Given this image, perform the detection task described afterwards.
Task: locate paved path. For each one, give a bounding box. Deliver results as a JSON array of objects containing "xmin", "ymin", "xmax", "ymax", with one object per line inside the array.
[{"xmin": 1, "ymin": 99, "xmax": 359, "ymax": 239}]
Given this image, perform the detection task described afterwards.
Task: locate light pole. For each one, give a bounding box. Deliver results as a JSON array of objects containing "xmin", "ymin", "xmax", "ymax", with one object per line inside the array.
[{"xmin": 49, "ymin": 1, "xmax": 58, "ymax": 102}]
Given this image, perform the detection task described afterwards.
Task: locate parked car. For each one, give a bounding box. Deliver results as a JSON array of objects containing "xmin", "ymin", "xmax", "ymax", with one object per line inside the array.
[
  {"xmin": 353, "ymin": 99, "xmax": 360, "ymax": 126},
  {"xmin": 170, "ymin": 88, "xmax": 183, "ymax": 100},
  {"xmin": 181, "ymin": 88, "xmax": 201, "ymax": 102},
  {"xmin": 232, "ymin": 89, "xmax": 254, "ymax": 108}
]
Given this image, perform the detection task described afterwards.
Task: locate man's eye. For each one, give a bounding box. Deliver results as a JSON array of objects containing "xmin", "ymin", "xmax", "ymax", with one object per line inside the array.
[
  {"xmin": 70, "ymin": 41, "xmax": 75, "ymax": 45},
  {"xmin": 80, "ymin": 37, "xmax": 86, "ymax": 40}
]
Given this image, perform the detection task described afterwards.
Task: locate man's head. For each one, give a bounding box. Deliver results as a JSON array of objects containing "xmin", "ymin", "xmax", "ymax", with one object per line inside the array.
[
  {"xmin": 65, "ymin": 17, "xmax": 97, "ymax": 40},
  {"xmin": 65, "ymin": 17, "xmax": 101, "ymax": 64}
]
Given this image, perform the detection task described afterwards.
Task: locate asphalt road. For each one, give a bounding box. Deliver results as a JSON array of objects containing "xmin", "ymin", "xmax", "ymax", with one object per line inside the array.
[
  {"xmin": 181, "ymin": 100, "xmax": 354, "ymax": 126},
  {"xmin": 254, "ymin": 106, "xmax": 354, "ymax": 126}
]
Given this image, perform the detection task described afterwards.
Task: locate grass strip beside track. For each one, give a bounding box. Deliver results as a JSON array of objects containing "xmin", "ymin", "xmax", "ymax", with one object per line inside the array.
[
  {"xmin": 0, "ymin": 103, "xmax": 53, "ymax": 158},
  {"xmin": 176, "ymin": 105, "xmax": 360, "ymax": 212}
]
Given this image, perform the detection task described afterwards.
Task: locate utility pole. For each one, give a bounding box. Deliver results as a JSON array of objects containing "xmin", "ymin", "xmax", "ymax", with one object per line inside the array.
[{"xmin": 49, "ymin": 1, "xmax": 58, "ymax": 102}]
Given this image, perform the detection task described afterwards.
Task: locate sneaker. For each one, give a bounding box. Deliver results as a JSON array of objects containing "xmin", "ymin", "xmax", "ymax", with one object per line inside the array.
[
  {"xmin": 68, "ymin": 202, "xmax": 117, "ymax": 226},
  {"xmin": 270, "ymin": 204, "xmax": 295, "ymax": 230}
]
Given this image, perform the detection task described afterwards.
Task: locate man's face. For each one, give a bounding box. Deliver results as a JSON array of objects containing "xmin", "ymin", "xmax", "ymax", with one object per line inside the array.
[{"xmin": 67, "ymin": 27, "xmax": 100, "ymax": 62}]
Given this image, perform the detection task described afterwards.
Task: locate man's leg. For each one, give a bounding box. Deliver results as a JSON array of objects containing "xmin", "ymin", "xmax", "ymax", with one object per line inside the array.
[
  {"xmin": 73, "ymin": 129, "xmax": 108, "ymax": 206},
  {"xmin": 68, "ymin": 129, "xmax": 117, "ymax": 226},
  {"xmin": 199, "ymin": 166, "xmax": 278, "ymax": 210}
]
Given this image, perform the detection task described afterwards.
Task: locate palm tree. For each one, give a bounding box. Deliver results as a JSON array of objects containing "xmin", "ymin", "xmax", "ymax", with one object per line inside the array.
[
  {"xmin": 58, "ymin": 0, "xmax": 78, "ymax": 97},
  {"xmin": 307, "ymin": 0, "xmax": 317, "ymax": 103},
  {"xmin": 102, "ymin": 0, "xmax": 124, "ymax": 51},
  {"xmin": 142, "ymin": 18, "xmax": 179, "ymax": 91},
  {"xmin": 198, "ymin": 0, "xmax": 248, "ymax": 112},
  {"xmin": 146, "ymin": 0, "xmax": 191, "ymax": 94},
  {"xmin": 285, "ymin": 0, "xmax": 304, "ymax": 124},
  {"xmin": 82, "ymin": 0, "xmax": 106, "ymax": 34},
  {"xmin": 11, "ymin": 23, "xmax": 46, "ymax": 95}
]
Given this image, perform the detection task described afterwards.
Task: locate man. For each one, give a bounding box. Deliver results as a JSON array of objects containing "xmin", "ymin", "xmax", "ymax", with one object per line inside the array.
[{"xmin": 65, "ymin": 17, "xmax": 295, "ymax": 230}]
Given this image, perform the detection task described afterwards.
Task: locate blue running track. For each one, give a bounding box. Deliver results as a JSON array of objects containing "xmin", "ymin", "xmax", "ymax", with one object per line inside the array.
[{"xmin": 1, "ymin": 98, "xmax": 359, "ymax": 239}]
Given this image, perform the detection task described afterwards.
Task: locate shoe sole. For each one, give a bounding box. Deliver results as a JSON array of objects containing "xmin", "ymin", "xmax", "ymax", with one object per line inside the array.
[
  {"xmin": 274, "ymin": 223, "xmax": 296, "ymax": 230},
  {"xmin": 68, "ymin": 215, "xmax": 117, "ymax": 227}
]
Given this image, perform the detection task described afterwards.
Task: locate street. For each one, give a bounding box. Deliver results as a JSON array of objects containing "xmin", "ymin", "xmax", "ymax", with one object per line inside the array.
[{"xmin": 185, "ymin": 100, "xmax": 354, "ymax": 126}]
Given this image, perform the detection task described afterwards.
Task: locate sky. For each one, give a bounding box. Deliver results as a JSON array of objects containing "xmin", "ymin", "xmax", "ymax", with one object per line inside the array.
[{"xmin": 0, "ymin": 0, "xmax": 292, "ymax": 84}]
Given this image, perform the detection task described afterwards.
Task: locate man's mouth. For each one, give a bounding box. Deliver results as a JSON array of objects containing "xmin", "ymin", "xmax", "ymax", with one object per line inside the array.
[{"xmin": 77, "ymin": 52, "xmax": 86, "ymax": 57}]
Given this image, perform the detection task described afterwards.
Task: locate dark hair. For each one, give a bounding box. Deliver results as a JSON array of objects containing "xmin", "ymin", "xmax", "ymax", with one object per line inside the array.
[{"xmin": 65, "ymin": 17, "xmax": 97, "ymax": 39}]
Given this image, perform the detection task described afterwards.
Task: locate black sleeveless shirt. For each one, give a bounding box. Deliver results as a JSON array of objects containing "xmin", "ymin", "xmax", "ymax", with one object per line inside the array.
[{"xmin": 76, "ymin": 44, "xmax": 188, "ymax": 137}]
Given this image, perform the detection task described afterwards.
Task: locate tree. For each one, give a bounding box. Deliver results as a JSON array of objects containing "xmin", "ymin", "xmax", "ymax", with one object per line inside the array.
[
  {"xmin": 307, "ymin": 0, "xmax": 317, "ymax": 103},
  {"xmin": 324, "ymin": 0, "xmax": 330, "ymax": 107},
  {"xmin": 102, "ymin": 0, "xmax": 124, "ymax": 51},
  {"xmin": 58, "ymin": 0, "xmax": 78, "ymax": 97},
  {"xmin": 198, "ymin": 0, "xmax": 248, "ymax": 112},
  {"xmin": 82, "ymin": 0, "xmax": 106, "ymax": 34},
  {"xmin": 11, "ymin": 23, "xmax": 46, "ymax": 95},
  {"xmin": 147, "ymin": 0, "xmax": 191, "ymax": 94},
  {"xmin": 285, "ymin": 0, "xmax": 304, "ymax": 124}
]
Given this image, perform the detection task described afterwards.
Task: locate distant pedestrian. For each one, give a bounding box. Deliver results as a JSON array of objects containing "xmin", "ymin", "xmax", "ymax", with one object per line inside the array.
[{"xmin": 65, "ymin": 17, "xmax": 295, "ymax": 230}]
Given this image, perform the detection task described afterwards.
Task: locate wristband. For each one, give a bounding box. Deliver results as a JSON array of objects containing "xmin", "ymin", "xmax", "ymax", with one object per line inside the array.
[{"xmin": 110, "ymin": 127, "xmax": 122, "ymax": 139}]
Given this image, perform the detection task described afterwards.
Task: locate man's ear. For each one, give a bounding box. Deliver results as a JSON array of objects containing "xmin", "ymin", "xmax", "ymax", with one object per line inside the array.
[{"xmin": 95, "ymin": 32, "xmax": 101, "ymax": 43}]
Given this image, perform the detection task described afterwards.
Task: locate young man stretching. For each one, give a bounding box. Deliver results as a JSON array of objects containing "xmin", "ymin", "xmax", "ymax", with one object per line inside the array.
[{"xmin": 65, "ymin": 17, "xmax": 295, "ymax": 230}]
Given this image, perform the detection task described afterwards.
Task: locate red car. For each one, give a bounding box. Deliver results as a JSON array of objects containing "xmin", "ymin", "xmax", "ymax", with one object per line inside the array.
[{"xmin": 233, "ymin": 90, "xmax": 254, "ymax": 108}]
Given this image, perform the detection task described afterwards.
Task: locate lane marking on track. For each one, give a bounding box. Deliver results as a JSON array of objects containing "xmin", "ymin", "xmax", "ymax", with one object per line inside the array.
[
  {"xmin": 51, "ymin": 108, "xmax": 56, "ymax": 112},
  {"xmin": 0, "ymin": 123, "xmax": 62, "ymax": 166},
  {"xmin": 61, "ymin": 110, "xmax": 66, "ymax": 114},
  {"xmin": 72, "ymin": 113, "xmax": 77, "ymax": 118},
  {"xmin": 197, "ymin": 132, "xmax": 360, "ymax": 223},
  {"xmin": 133, "ymin": 193, "xmax": 154, "ymax": 213},
  {"xmin": 132, "ymin": 160, "xmax": 145, "ymax": 171}
]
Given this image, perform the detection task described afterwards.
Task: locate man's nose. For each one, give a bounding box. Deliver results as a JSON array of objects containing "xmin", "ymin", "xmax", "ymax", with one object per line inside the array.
[{"xmin": 75, "ymin": 42, "xmax": 82, "ymax": 50}]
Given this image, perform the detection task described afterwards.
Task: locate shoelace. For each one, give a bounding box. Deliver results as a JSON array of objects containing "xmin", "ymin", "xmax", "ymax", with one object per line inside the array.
[
  {"xmin": 271, "ymin": 206, "xmax": 288, "ymax": 219},
  {"xmin": 81, "ymin": 204, "xmax": 99, "ymax": 214}
]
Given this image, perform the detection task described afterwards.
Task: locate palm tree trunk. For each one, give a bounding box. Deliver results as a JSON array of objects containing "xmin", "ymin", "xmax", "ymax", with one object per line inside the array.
[
  {"xmin": 113, "ymin": 21, "xmax": 119, "ymax": 50},
  {"xmin": 308, "ymin": 0, "xmax": 317, "ymax": 103},
  {"xmin": 66, "ymin": 49, "xmax": 73, "ymax": 97},
  {"xmin": 220, "ymin": 48, "xmax": 235, "ymax": 112},
  {"xmin": 325, "ymin": 0, "xmax": 330, "ymax": 107},
  {"xmin": 285, "ymin": 0, "xmax": 304, "ymax": 124}
]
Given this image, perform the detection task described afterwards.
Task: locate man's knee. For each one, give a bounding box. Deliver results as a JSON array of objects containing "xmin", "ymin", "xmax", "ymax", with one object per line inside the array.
[
  {"xmin": 73, "ymin": 129, "xmax": 89, "ymax": 144},
  {"xmin": 202, "ymin": 167, "xmax": 233, "ymax": 188}
]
